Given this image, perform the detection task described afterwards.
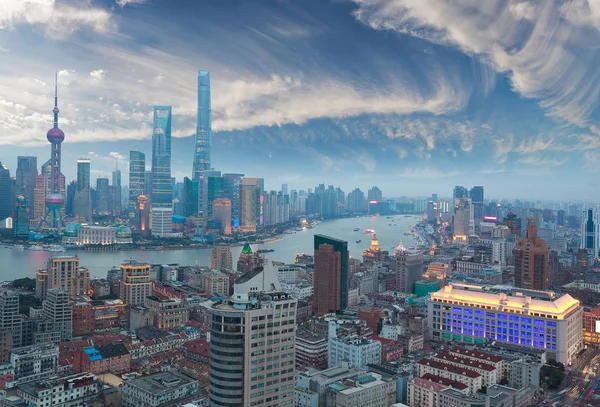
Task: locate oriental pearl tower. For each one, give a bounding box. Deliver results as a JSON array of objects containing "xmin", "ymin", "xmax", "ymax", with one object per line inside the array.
[{"xmin": 38, "ymin": 72, "xmax": 65, "ymax": 232}]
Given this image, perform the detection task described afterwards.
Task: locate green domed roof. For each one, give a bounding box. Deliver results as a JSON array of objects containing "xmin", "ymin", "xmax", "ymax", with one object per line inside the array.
[{"xmin": 116, "ymin": 225, "xmax": 132, "ymax": 238}]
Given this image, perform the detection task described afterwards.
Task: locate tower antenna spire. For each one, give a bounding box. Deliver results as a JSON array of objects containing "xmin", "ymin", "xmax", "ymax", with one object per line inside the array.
[{"xmin": 53, "ymin": 69, "xmax": 59, "ymax": 129}]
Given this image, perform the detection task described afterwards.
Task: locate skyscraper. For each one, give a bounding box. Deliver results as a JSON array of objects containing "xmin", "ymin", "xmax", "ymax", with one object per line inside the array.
[
  {"xmin": 223, "ymin": 173, "xmax": 243, "ymax": 226},
  {"xmin": 313, "ymin": 235, "xmax": 349, "ymax": 316},
  {"xmin": 239, "ymin": 177, "xmax": 264, "ymax": 232},
  {"xmin": 0, "ymin": 163, "xmax": 13, "ymax": 221},
  {"xmin": 128, "ymin": 151, "xmax": 145, "ymax": 214},
  {"xmin": 38, "ymin": 74, "xmax": 66, "ymax": 232},
  {"xmin": 209, "ymin": 257, "xmax": 296, "ymax": 407},
  {"xmin": 581, "ymin": 207, "xmax": 600, "ymax": 258},
  {"xmin": 453, "ymin": 185, "xmax": 468, "ymax": 207},
  {"xmin": 112, "ymin": 168, "xmax": 121, "ymax": 215},
  {"xmin": 469, "ymin": 185, "xmax": 484, "ymax": 224},
  {"xmin": 13, "ymin": 196, "xmax": 29, "ymax": 237},
  {"xmin": 514, "ymin": 218, "xmax": 549, "ymax": 290},
  {"xmin": 202, "ymin": 170, "xmax": 223, "ymax": 217},
  {"xmin": 367, "ymin": 186, "xmax": 383, "ymax": 202},
  {"xmin": 212, "ymin": 198, "xmax": 232, "ymax": 235},
  {"xmin": 503, "ymin": 212, "xmax": 522, "ymax": 237},
  {"xmin": 15, "ymin": 156, "xmax": 37, "ymax": 215},
  {"xmin": 151, "ymin": 106, "xmax": 172, "ymax": 208},
  {"xmin": 96, "ymin": 177, "xmax": 110, "ymax": 215},
  {"xmin": 135, "ymin": 195, "xmax": 150, "ymax": 233},
  {"xmin": 74, "ymin": 159, "xmax": 91, "ymax": 221},
  {"xmin": 183, "ymin": 177, "xmax": 199, "ymax": 217},
  {"xmin": 192, "ymin": 70, "xmax": 211, "ymax": 180}
]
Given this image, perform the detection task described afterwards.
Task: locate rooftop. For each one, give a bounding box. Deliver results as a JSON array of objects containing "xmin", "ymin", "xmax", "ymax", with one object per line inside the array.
[
  {"xmin": 124, "ymin": 370, "xmax": 196, "ymax": 395},
  {"xmin": 449, "ymin": 347, "xmax": 503, "ymax": 364},
  {"xmin": 430, "ymin": 284, "xmax": 579, "ymax": 315},
  {"xmin": 434, "ymin": 352, "xmax": 497, "ymax": 372},
  {"xmin": 420, "ymin": 373, "xmax": 469, "ymax": 390},
  {"xmin": 419, "ymin": 358, "xmax": 481, "ymax": 378}
]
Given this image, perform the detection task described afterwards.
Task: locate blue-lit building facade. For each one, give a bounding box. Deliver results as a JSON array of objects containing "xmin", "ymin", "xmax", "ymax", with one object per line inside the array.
[
  {"xmin": 427, "ymin": 284, "xmax": 583, "ymax": 364},
  {"xmin": 192, "ymin": 70, "xmax": 211, "ymax": 181},
  {"xmin": 151, "ymin": 106, "xmax": 172, "ymax": 208}
]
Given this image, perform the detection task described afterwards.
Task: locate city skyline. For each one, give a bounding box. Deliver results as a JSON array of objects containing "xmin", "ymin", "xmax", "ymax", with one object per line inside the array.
[{"xmin": 1, "ymin": 1, "xmax": 600, "ymax": 199}]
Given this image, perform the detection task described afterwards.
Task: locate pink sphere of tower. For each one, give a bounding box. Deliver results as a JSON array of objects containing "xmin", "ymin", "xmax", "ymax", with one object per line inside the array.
[
  {"xmin": 47, "ymin": 127, "xmax": 65, "ymax": 143},
  {"xmin": 45, "ymin": 193, "xmax": 64, "ymax": 210}
]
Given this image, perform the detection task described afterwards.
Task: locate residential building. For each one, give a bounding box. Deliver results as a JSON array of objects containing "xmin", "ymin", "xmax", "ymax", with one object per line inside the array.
[
  {"xmin": 35, "ymin": 270, "xmax": 48, "ymax": 301},
  {"xmin": 313, "ymin": 235, "xmax": 349, "ymax": 316},
  {"xmin": 119, "ymin": 261, "xmax": 152, "ymax": 307},
  {"xmin": 325, "ymin": 372, "xmax": 396, "ymax": 407},
  {"xmin": 0, "ymin": 291, "xmax": 22, "ymax": 348},
  {"xmin": 296, "ymin": 330, "xmax": 328, "ymax": 370},
  {"xmin": 210, "ymin": 245, "xmax": 233, "ymax": 270},
  {"xmin": 295, "ymin": 362, "xmax": 364, "ymax": 407},
  {"xmin": 73, "ymin": 342, "xmax": 130, "ymax": 375},
  {"xmin": 202, "ymin": 271, "xmax": 229, "ymax": 297},
  {"xmin": 122, "ymin": 369, "xmax": 198, "ymax": 407},
  {"xmin": 433, "ymin": 352, "xmax": 498, "ymax": 387},
  {"xmin": 328, "ymin": 335, "xmax": 381, "ymax": 369},
  {"xmin": 427, "ymin": 283, "xmax": 583, "ymax": 364},
  {"xmin": 42, "ymin": 288, "xmax": 72, "ymax": 342},
  {"xmin": 144, "ymin": 296, "xmax": 189, "ymax": 329},
  {"xmin": 438, "ymin": 388, "xmax": 487, "ymax": 407},
  {"xmin": 407, "ymin": 376, "xmax": 468, "ymax": 407},
  {"xmin": 16, "ymin": 372, "xmax": 99, "ymax": 407},
  {"xmin": 418, "ymin": 359, "xmax": 482, "ymax": 393},
  {"xmin": 10, "ymin": 343, "xmax": 58, "ymax": 384},
  {"xmin": 394, "ymin": 250, "xmax": 424, "ymax": 294}
]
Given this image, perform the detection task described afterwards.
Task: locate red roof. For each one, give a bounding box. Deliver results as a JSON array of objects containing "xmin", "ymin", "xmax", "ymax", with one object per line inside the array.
[
  {"xmin": 449, "ymin": 347, "xmax": 503, "ymax": 364},
  {"xmin": 435, "ymin": 352, "xmax": 497, "ymax": 372},
  {"xmin": 410, "ymin": 377, "xmax": 447, "ymax": 392},
  {"xmin": 421, "ymin": 373, "xmax": 469, "ymax": 390},
  {"xmin": 419, "ymin": 358, "xmax": 481, "ymax": 378},
  {"xmin": 182, "ymin": 339, "xmax": 210, "ymax": 358}
]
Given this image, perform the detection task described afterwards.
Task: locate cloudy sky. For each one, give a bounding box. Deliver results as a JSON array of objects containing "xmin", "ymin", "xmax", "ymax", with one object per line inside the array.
[{"xmin": 1, "ymin": 0, "xmax": 600, "ymax": 200}]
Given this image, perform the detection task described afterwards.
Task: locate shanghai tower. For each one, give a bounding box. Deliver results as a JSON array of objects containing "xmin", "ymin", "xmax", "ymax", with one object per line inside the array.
[
  {"xmin": 192, "ymin": 70, "xmax": 211, "ymax": 180},
  {"xmin": 38, "ymin": 73, "xmax": 65, "ymax": 232}
]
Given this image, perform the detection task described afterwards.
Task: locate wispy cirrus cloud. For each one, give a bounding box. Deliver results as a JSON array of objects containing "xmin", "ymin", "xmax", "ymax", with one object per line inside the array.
[
  {"xmin": 0, "ymin": 0, "xmax": 113, "ymax": 38},
  {"xmin": 351, "ymin": 0, "xmax": 600, "ymax": 130}
]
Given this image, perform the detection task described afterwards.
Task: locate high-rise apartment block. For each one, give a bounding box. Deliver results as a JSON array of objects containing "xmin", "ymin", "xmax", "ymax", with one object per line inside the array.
[
  {"xmin": 313, "ymin": 235, "xmax": 349, "ymax": 316},
  {"xmin": 210, "ymin": 245, "xmax": 233, "ymax": 270},
  {"xmin": 119, "ymin": 261, "xmax": 152, "ymax": 306},
  {"xmin": 582, "ymin": 206, "xmax": 600, "ymax": 257},
  {"xmin": 0, "ymin": 291, "xmax": 22, "ymax": 348},
  {"xmin": 42, "ymin": 288, "xmax": 73, "ymax": 342},
  {"xmin": 48, "ymin": 256, "xmax": 90, "ymax": 298},
  {"xmin": 514, "ymin": 218, "xmax": 549, "ymax": 290}
]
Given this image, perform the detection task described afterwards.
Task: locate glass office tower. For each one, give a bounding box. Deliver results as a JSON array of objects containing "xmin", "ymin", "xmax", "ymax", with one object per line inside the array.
[
  {"xmin": 192, "ymin": 70, "xmax": 211, "ymax": 180},
  {"xmin": 151, "ymin": 106, "xmax": 172, "ymax": 208}
]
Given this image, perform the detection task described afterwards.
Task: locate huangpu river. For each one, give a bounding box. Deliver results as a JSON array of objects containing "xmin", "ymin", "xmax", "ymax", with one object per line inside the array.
[{"xmin": 0, "ymin": 215, "xmax": 420, "ymax": 280}]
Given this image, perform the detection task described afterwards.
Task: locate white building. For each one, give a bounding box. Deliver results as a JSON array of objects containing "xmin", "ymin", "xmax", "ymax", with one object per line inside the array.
[
  {"xmin": 282, "ymin": 282, "xmax": 313, "ymax": 299},
  {"xmin": 328, "ymin": 336, "xmax": 381, "ymax": 369},
  {"xmin": 121, "ymin": 369, "xmax": 198, "ymax": 407},
  {"xmin": 325, "ymin": 372, "xmax": 396, "ymax": 407},
  {"xmin": 418, "ymin": 359, "xmax": 482, "ymax": 393},
  {"xmin": 277, "ymin": 265, "xmax": 299, "ymax": 284},
  {"xmin": 151, "ymin": 207, "xmax": 174, "ymax": 237},
  {"xmin": 428, "ymin": 284, "xmax": 583, "ymax": 364},
  {"xmin": 10, "ymin": 343, "xmax": 59, "ymax": 385},
  {"xmin": 17, "ymin": 372, "xmax": 98, "ymax": 407},
  {"xmin": 381, "ymin": 324, "xmax": 404, "ymax": 341}
]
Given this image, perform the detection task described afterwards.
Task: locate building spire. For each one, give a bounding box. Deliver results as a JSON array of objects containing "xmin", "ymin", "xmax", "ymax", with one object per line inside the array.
[{"xmin": 53, "ymin": 70, "xmax": 59, "ymax": 129}]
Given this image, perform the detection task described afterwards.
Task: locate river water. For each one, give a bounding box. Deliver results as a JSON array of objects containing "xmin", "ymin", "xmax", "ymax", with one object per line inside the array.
[{"xmin": 0, "ymin": 215, "xmax": 420, "ymax": 280}]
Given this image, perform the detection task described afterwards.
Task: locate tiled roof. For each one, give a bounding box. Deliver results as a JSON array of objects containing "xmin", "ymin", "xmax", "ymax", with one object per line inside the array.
[{"xmin": 419, "ymin": 358, "xmax": 481, "ymax": 379}]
